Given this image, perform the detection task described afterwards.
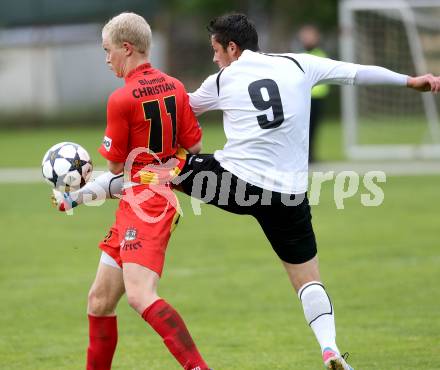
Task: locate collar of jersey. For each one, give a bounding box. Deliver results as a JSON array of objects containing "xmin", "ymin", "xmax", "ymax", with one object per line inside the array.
[
  {"xmin": 125, "ymin": 63, "xmax": 152, "ymax": 82},
  {"xmin": 240, "ymin": 49, "xmax": 254, "ymax": 58}
]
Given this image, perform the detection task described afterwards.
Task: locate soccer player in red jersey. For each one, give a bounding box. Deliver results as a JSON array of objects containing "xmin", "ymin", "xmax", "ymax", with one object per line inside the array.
[{"xmin": 63, "ymin": 12, "xmax": 210, "ymax": 370}]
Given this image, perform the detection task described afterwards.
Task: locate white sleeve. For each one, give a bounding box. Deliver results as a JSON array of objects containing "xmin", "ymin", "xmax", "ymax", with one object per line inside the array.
[
  {"xmin": 354, "ymin": 65, "xmax": 408, "ymax": 86},
  {"xmin": 189, "ymin": 73, "xmax": 220, "ymax": 116},
  {"xmin": 70, "ymin": 171, "xmax": 123, "ymax": 205},
  {"xmin": 295, "ymin": 53, "xmax": 359, "ymax": 86},
  {"xmin": 295, "ymin": 53, "xmax": 409, "ymax": 87}
]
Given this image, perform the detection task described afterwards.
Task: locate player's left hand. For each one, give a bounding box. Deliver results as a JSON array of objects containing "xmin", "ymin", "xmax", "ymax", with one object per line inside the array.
[
  {"xmin": 51, "ymin": 189, "xmax": 77, "ymax": 212},
  {"xmin": 408, "ymin": 74, "xmax": 440, "ymax": 93}
]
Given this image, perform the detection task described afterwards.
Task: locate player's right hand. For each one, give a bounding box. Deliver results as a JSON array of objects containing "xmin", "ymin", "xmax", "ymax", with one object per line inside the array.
[
  {"xmin": 408, "ymin": 74, "xmax": 440, "ymax": 93},
  {"xmin": 51, "ymin": 189, "xmax": 78, "ymax": 212}
]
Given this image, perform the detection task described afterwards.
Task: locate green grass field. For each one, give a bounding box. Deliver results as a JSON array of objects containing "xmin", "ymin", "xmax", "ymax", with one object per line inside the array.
[
  {"xmin": 357, "ymin": 116, "xmax": 438, "ymax": 145},
  {"xmin": 1, "ymin": 122, "xmax": 439, "ymax": 369}
]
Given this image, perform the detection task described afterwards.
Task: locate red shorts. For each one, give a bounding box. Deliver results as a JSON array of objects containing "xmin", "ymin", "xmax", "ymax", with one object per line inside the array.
[{"xmin": 99, "ymin": 185, "xmax": 180, "ymax": 276}]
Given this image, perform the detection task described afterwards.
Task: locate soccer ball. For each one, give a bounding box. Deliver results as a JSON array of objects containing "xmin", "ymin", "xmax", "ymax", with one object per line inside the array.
[{"xmin": 41, "ymin": 142, "xmax": 93, "ymax": 191}]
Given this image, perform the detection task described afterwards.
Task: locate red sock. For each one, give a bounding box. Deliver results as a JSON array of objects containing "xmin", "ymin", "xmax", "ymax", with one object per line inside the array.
[
  {"xmin": 142, "ymin": 299, "xmax": 209, "ymax": 370},
  {"xmin": 87, "ymin": 315, "xmax": 118, "ymax": 370}
]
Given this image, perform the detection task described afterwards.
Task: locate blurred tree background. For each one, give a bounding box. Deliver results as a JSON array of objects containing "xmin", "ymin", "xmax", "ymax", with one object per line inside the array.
[
  {"xmin": 0, "ymin": 0, "xmax": 340, "ymax": 127},
  {"xmin": 159, "ymin": 0, "xmax": 338, "ymax": 86}
]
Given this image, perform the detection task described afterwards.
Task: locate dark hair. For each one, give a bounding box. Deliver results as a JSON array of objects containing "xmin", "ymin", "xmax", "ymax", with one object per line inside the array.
[{"xmin": 207, "ymin": 13, "xmax": 259, "ymax": 52}]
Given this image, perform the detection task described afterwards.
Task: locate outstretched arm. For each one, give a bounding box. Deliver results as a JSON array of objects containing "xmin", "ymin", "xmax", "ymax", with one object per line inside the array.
[
  {"xmin": 354, "ymin": 65, "xmax": 440, "ymax": 92},
  {"xmin": 52, "ymin": 169, "xmax": 124, "ymax": 212},
  {"xmin": 52, "ymin": 146, "xmax": 198, "ymax": 212},
  {"xmin": 353, "ymin": 65, "xmax": 408, "ymax": 86},
  {"xmin": 298, "ymin": 53, "xmax": 440, "ymax": 93}
]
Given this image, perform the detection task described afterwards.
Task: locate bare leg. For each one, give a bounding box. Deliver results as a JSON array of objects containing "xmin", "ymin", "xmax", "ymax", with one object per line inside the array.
[
  {"xmin": 88, "ymin": 262, "xmax": 125, "ymax": 316},
  {"xmin": 122, "ymin": 262, "xmax": 159, "ymax": 314},
  {"xmin": 282, "ymin": 255, "xmax": 321, "ymax": 292}
]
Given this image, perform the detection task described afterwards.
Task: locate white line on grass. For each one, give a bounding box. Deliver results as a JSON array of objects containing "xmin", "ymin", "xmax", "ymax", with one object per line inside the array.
[{"xmin": 1, "ymin": 162, "xmax": 440, "ymax": 184}]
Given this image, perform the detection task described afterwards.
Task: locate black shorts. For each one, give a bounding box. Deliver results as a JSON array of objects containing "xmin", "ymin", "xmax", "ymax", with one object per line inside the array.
[{"xmin": 177, "ymin": 154, "xmax": 317, "ymax": 264}]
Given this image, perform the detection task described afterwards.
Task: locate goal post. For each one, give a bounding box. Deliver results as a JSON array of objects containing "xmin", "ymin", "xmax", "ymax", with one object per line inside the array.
[{"xmin": 339, "ymin": 0, "xmax": 440, "ymax": 159}]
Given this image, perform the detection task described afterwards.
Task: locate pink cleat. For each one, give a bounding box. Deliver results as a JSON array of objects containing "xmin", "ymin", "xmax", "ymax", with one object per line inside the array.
[{"xmin": 322, "ymin": 347, "xmax": 354, "ymax": 370}]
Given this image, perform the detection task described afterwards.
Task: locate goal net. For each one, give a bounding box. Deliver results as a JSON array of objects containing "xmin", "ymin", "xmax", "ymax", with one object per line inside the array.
[{"xmin": 339, "ymin": 0, "xmax": 440, "ymax": 159}]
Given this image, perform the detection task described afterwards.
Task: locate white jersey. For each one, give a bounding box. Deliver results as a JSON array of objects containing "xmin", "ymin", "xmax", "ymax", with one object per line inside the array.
[{"xmin": 189, "ymin": 50, "xmax": 358, "ymax": 194}]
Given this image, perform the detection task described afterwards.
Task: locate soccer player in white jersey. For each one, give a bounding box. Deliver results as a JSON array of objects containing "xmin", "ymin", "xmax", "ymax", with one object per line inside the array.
[
  {"xmin": 177, "ymin": 13, "xmax": 440, "ymax": 370},
  {"xmin": 53, "ymin": 12, "xmax": 440, "ymax": 370}
]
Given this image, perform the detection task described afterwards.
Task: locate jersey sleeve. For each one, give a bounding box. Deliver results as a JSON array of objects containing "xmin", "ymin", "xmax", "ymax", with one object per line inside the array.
[
  {"xmin": 353, "ymin": 65, "xmax": 408, "ymax": 86},
  {"xmin": 98, "ymin": 92, "xmax": 130, "ymax": 163},
  {"xmin": 189, "ymin": 73, "xmax": 220, "ymax": 116},
  {"xmin": 177, "ymin": 91, "xmax": 202, "ymax": 149},
  {"xmin": 294, "ymin": 53, "xmax": 359, "ymax": 87}
]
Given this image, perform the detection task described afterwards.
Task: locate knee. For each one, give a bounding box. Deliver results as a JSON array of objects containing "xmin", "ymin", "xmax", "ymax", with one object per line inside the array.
[
  {"xmin": 87, "ymin": 288, "xmax": 117, "ymax": 316},
  {"xmin": 126, "ymin": 292, "xmax": 142, "ymax": 313},
  {"xmin": 127, "ymin": 292, "xmax": 157, "ymax": 315},
  {"xmin": 126, "ymin": 290, "xmax": 158, "ymax": 314}
]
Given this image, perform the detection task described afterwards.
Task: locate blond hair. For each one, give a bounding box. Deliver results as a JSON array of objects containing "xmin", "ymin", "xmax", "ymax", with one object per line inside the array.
[{"xmin": 102, "ymin": 12, "xmax": 152, "ymax": 54}]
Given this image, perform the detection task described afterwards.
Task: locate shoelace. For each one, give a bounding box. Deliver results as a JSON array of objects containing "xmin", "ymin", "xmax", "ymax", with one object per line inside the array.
[{"xmin": 342, "ymin": 352, "xmax": 350, "ymax": 361}]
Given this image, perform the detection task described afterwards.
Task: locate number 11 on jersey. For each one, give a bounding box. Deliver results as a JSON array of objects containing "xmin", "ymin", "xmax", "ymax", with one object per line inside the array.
[{"xmin": 142, "ymin": 96, "xmax": 177, "ymax": 154}]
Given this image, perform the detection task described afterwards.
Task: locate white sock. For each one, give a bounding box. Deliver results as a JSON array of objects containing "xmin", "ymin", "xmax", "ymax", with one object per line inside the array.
[{"xmin": 298, "ymin": 281, "xmax": 339, "ymax": 355}]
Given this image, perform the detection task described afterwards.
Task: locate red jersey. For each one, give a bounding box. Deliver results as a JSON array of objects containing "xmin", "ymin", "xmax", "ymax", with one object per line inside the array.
[{"xmin": 98, "ymin": 63, "xmax": 201, "ymax": 179}]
